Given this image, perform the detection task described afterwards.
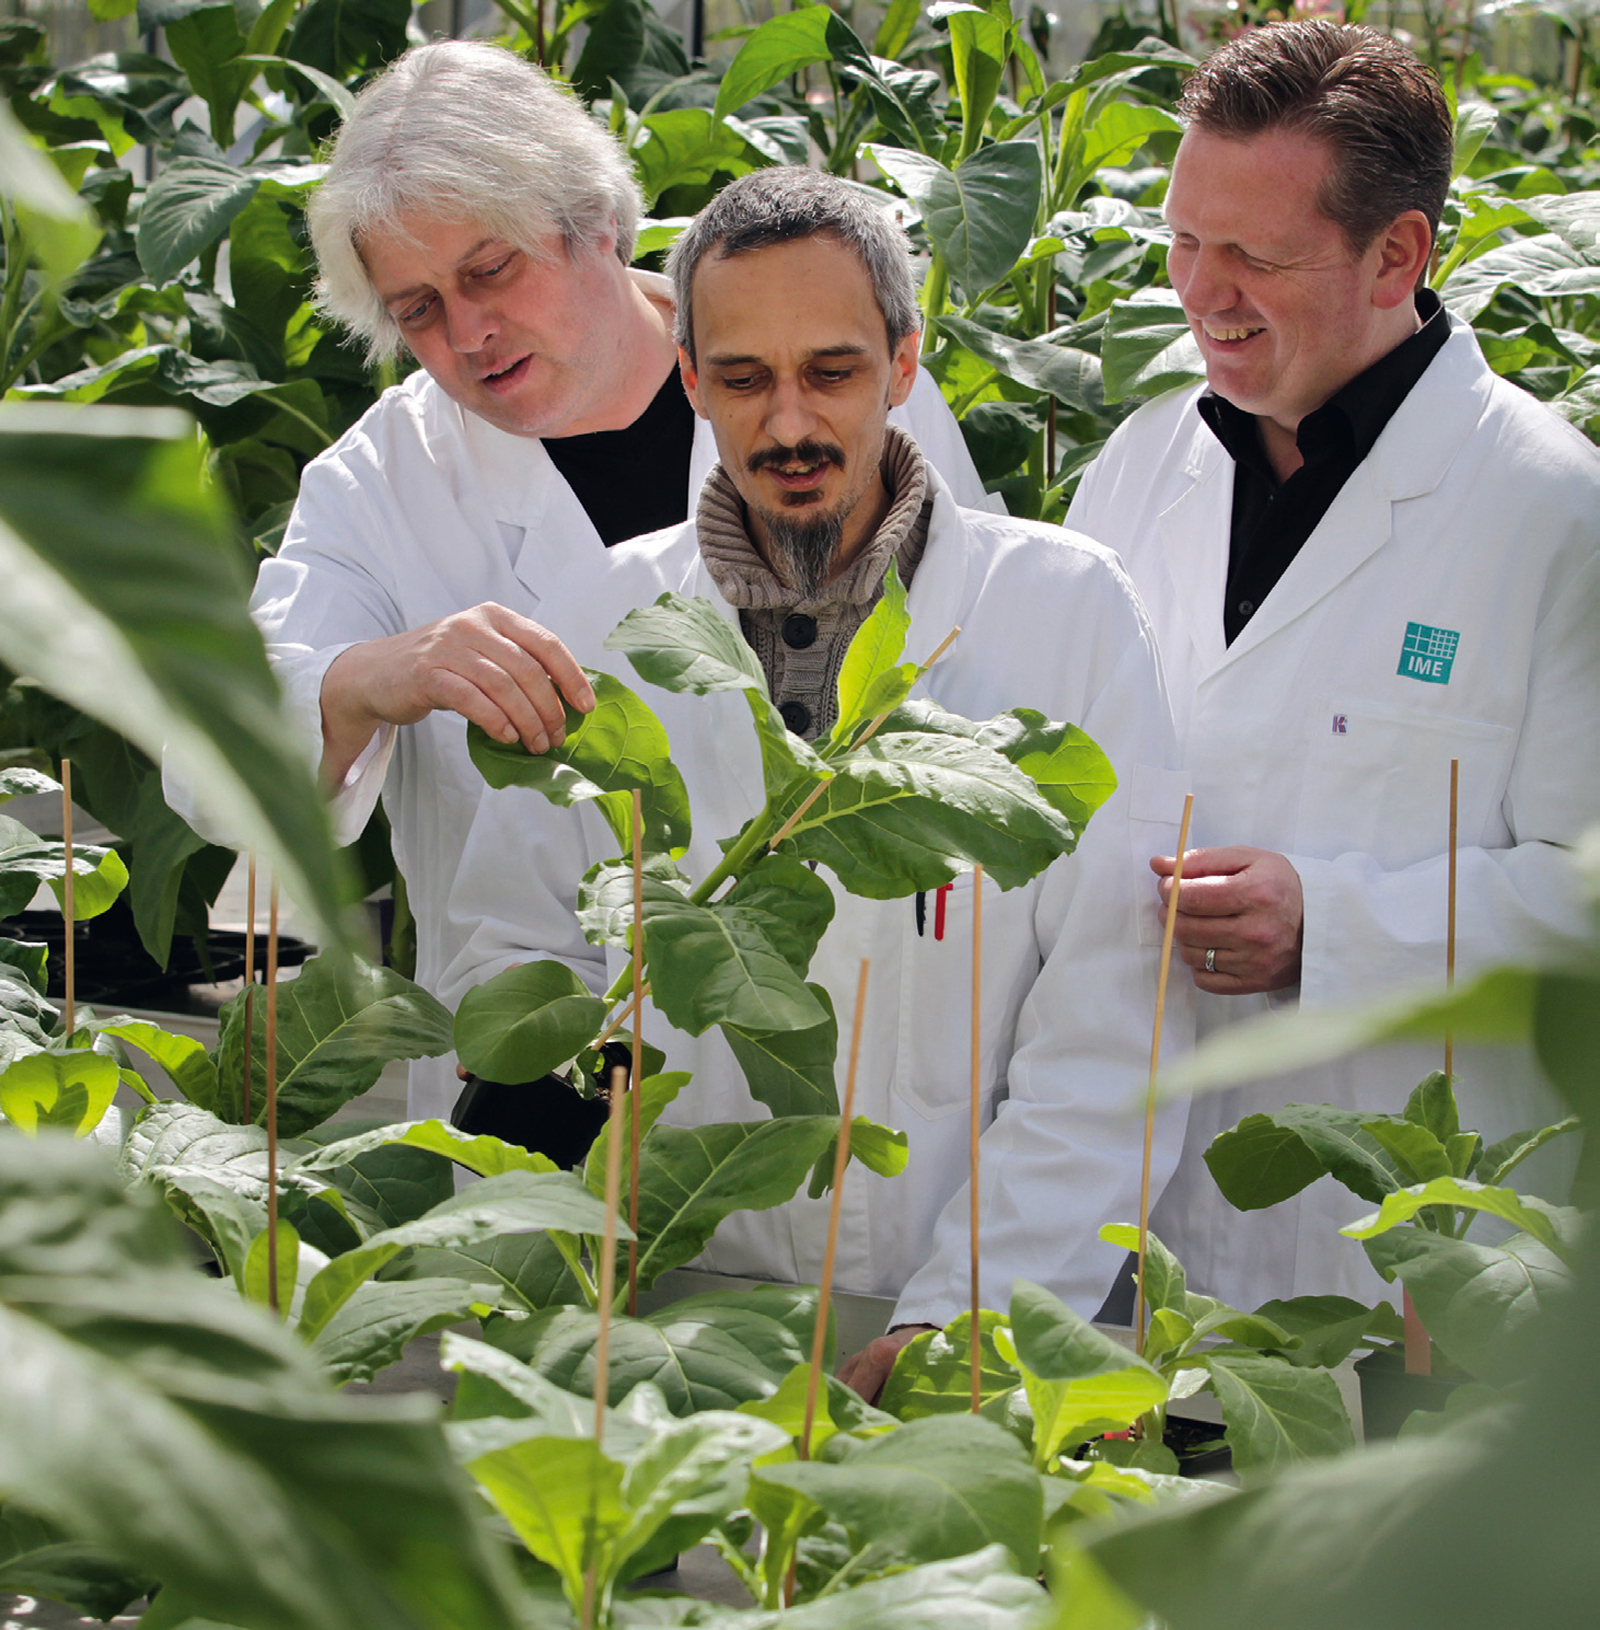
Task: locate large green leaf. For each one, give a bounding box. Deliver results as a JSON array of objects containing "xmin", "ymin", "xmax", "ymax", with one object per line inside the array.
[
  {"xmin": 623, "ymin": 1116, "xmax": 845, "ymax": 1290},
  {"xmin": 310, "ymin": 1276, "xmax": 495, "ymax": 1386},
  {"xmin": 213, "ymin": 952, "xmax": 453, "ymax": 1135},
  {"xmin": 1204, "ymin": 1353, "xmax": 1354, "ymax": 1480},
  {"xmin": 0, "ymin": 1508, "xmax": 153, "ymax": 1623},
  {"xmin": 0, "ymin": 1135, "xmax": 523, "ymax": 1630},
  {"xmin": 779, "ymin": 731, "xmax": 1078, "ymax": 896},
  {"xmin": 712, "ymin": 5, "xmax": 874, "ymax": 120},
  {"xmin": 290, "ymin": 1117, "xmax": 562, "ymax": 1182},
  {"xmin": 936, "ymin": 313, "xmax": 1106, "ymax": 412},
  {"xmin": 1343, "ymin": 1178, "xmax": 1575, "ymax": 1257},
  {"xmin": 725, "ymin": 983, "xmax": 840, "ymax": 1118},
  {"xmin": 94, "ymin": 1017, "xmax": 219, "ymax": 1107},
  {"xmin": 0, "ymin": 406, "xmax": 345, "ymax": 950},
  {"xmin": 0, "ymin": 103, "xmax": 99, "ymax": 279},
  {"xmin": 872, "ymin": 142, "xmax": 1043, "ymax": 297},
  {"xmin": 877, "ymin": 1309, "xmax": 1022, "ymax": 1421},
  {"xmin": 0, "ymin": 1051, "xmax": 120, "ymax": 1137},
  {"xmin": 452, "ymin": 960, "xmax": 607, "ymax": 1084},
  {"xmin": 136, "ymin": 155, "xmax": 260, "ymax": 284},
  {"xmin": 643, "ymin": 890, "xmax": 830, "ymax": 1037},
  {"xmin": 1363, "ymin": 1228, "xmax": 1571, "ymax": 1387},
  {"xmin": 282, "ymin": 0, "xmax": 410, "ymax": 79},
  {"xmin": 759, "ymin": 1413, "xmax": 1044, "ymax": 1575},
  {"xmin": 1442, "ymin": 230, "xmax": 1600, "ymax": 321},
  {"xmin": 629, "ymin": 107, "xmax": 756, "ymax": 209},
  {"xmin": 832, "ymin": 562, "xmax": 912, "ymax": 746},
  {"xmin": 297, "ymin": 1170, "xmax": 614, "ymax": 1341},
  {"xmin": 1203, "ymin": 1104, "xmax": 1401, "ymax": 1209},
  {"xmin": 1004, "ymin": 1280, "xmax": 1167, "ymax": 1467},
  {"xmin": 0, "ymin": 811, "xmax": 128, "ymax": 922},
  {"xmin": 1101, "ymin": 289, "xmax": 1204, "ymax": 402},
  {"xmin": 485, "ymin": 1288, "xmax": 813, "ymax": 1414},
  {"xmin": 467, "ymin": 669, "xmax": 691, "ymax": 858},
  {"xmin": 945, "ymin": 6, "xmax": 1011, "ymax": 158},
  {"xmin": 605, "ymin": 593, "xmax": 829, "ymax": 797}
]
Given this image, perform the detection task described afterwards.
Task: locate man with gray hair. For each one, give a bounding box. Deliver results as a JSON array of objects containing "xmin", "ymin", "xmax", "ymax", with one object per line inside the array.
[
  {"xmin": 444, "ymin": 166, "xmax": 1191, "ymax": 1397},
  {"xmin": 198, "ymin": 41, "xmax": 990, "ymax": 1128}
]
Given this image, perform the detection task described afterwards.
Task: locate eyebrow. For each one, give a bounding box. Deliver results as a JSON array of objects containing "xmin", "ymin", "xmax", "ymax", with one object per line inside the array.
[
  {"xmin": 376, "ymin": 238, "xmax": 501, "ymax": 309},
  {"xmin": 704, "ymin": 343, "xmax": 873, "ymax": 366}
]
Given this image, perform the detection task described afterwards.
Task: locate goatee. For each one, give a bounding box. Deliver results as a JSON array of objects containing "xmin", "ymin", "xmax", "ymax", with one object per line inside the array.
[{"xmin": 761, "ymin": 507, "xmax": 845, "ymax": 599}]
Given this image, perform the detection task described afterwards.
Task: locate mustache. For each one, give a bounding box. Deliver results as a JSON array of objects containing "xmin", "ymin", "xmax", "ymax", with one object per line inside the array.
[{"xmin": 746, "ymin": 440, "xmax": 846, "ymax": 476}]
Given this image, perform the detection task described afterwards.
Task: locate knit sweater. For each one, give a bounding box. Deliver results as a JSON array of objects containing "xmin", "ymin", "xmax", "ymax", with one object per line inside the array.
[{"xmin": 696, "ymin": 425, "xmax": 934, "ymax": 740}]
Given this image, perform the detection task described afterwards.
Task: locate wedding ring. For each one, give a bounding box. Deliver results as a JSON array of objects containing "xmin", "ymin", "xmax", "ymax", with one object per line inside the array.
[{"xmin": 1205, "ymin": 948, "xmax": 1217, "ymax": 973}]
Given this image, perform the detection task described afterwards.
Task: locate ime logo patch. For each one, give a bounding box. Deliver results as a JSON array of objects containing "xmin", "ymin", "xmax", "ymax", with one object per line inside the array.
[{"xmin": 1398, "ymin": 621, "xmax": 1459, "ymax": 685}]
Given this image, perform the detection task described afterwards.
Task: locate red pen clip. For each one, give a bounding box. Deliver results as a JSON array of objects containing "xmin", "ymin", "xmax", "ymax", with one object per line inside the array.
[{"xmin": 933, "ymin": 882, "xmax": 953, "ymax": 941}]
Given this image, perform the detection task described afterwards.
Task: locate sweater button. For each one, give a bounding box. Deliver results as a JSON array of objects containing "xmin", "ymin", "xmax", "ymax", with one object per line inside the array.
[
  {"xmin": 1237, "ymin": 599, "xmax": 1255, "ymax": 621},
  {"xmin": 779, "ymin": 700, "xmax": 813, "ymax": 735},
  {"xmin": 781, "ymin": 613, "xmax": 818, "ymax": 649}
]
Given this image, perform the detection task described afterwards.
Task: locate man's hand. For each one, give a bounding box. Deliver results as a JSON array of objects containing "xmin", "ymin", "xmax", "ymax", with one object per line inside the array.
[
  {"xmin": 319, "ymin": 603, "xmax": 595, "ymax": 788},
  {"xmin": 1151, "ymin": 846, "xmax": 1304, "ymax": 995},
  {"xmin": 836, "ymin": 1324, "xmax": 936, "ymax": 1403}
]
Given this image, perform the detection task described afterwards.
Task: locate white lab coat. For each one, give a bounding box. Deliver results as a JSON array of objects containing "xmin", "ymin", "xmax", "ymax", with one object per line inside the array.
[
  {"xmin": 443, "ymin": 470, "xmax": 1192, "ymax": 1326},
  {"xmin": 165, "ymin": 274, "xmax": 995, "ymax": 1120},
  {"xmin": 1067, "ymin": 314, "xmax": 1600, "ymax": 1308}
]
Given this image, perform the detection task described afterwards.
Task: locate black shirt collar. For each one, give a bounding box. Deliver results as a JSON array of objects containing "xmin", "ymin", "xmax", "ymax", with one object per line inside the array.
[{"xmin": 1198, "ymin": 288, "xmax": 1448, "ymax": 480}]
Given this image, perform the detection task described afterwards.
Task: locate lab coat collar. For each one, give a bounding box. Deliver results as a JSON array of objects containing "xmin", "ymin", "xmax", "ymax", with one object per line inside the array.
[{"xmin": 1163, "ymin": 316, "xmax": 1492, "ymax": 679}]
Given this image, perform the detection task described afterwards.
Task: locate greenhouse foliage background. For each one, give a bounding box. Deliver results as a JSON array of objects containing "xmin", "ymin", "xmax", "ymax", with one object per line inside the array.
[{"xmin": 1, "ymin": 1, "xmax": 1598, "ymax": 1627}]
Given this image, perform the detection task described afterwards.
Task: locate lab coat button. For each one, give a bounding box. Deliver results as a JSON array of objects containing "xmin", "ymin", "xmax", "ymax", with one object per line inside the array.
[
  {"xmin": 779, "ymin": 700, "xmax": 812, "ymax": 735},
  {"xmin": 782, "ymin": 613, "xmax": 818, "ymax": 648}
]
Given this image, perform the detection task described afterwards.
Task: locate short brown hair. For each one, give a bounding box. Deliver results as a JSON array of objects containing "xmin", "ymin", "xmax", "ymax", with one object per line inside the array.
[{"xmin": 1178, "ymin": 20, "xmax": 1453, "ymax": 253}]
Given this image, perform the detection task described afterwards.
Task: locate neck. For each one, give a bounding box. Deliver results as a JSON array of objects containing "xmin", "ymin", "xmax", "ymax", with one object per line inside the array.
[
  {"xmin": 562, "ymin": 269, "xmax": 679, "ymax": 436},
  {"xmin": 1255, "ymin": 296, "xmax": 1425, "ymax": 485}
]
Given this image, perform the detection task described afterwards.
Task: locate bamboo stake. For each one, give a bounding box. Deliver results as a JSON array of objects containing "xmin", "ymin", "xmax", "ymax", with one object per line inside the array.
[
  {"xmin": 1135, "ymin": 794, "xmax": 1194, "ymax": 1360},
  {"xmin": 767, "ymin": 627, "xmax": 962, "ymax": 854},
  {"xmin": 596, "ymin": 987, "xmax": 651, "ymax": 1050},
  {"xmin": 60, "ymin": 760, "xmax": 74, "ymax": 1039},
  {"xmin": 799, "ymin": 959, "xmax": 870, "ymax": 1463},
  {"xmin": 582, "ymin": 1062, "xmax": 629, "ymax": 1630},
  {"xmin": 969, "ymin": 864, "xmax": 984, "ymax": 1415},
  {"xmin": 628, "ymin": 789, "xmax": 644, "ymax": 1317},
  {"xmin": 242, "ymin": 854, "xmax": 257, "ymax": 1124},
  {"xmin": 264, "ymin": 879, "xmax": 281, "ymax": 1315}
]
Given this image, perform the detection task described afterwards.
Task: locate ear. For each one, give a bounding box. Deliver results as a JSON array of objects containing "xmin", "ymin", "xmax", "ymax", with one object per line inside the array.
[
  {"xmin": 678, "ymin": 349, "xmax": 710, "ymax": 419},
  {"xmin": 887, "ymin": 329, "xmax": 919, "ymax": 408},
  {"xmin": 1371, "ymin": 210, "xmax": 1433, "ymax": 311}
]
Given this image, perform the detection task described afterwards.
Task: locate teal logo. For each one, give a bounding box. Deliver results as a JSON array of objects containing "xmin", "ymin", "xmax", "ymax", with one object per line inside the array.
[{"xmin": 1398, "ymin": 622, "xmax": 1459, "ymax": 685}]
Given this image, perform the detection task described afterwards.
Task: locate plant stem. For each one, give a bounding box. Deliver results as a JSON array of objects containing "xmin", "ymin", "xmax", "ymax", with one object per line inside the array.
[{"xmin": 920, "ymin": 255, "xmax": 950, "ymax": 353}]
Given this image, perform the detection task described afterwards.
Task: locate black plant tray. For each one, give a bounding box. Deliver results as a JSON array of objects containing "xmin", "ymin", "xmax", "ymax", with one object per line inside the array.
[{"xmin": 0, "ymin": 898, "xmax": 311, "ymax": 1010}]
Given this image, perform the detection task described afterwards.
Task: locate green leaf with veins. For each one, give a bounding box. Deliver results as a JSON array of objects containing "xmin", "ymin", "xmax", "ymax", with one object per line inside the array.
[
  {"xmin": 726, "ymin": 983, "xmax": 840, "ymax": 1118},
  {"xmin": 1204, "ymin": 1352, "xmax": 1355, "ymax": 1479},
  {"xmin": 877, "ymin": 1310, "xmax": 1021, "ymax": 1422},
  {"xmin": 1099, "ymin": 1222, "xmax": 1186, "ymax": 1316},
  {"xmin": 0, "ymin": 810, "xmax": 128, "ymax": 921},
  {"xmin": 1343, "ymin": 1179, "xmax": 1579, "ymax": 1258},
  {"xmin": 0, "ymin": 1050, "xmax": 120, "ymax": 1136},
  {"xmin": 831, "ymin": 560, "xmax": 911, "ymax": 746},
  {"xmin": 93, "ymin": 1018, "xmax": 218, "ymax": 1108},
  {"xmin": 577, "ymin": 852, "xmax": 691, "ymax": 946},
  {"xmin": 805, "ymin": 1115, "xmax": 909, "ymax": 1198},
  {"xmin": 291, "ymin": 1118, "xmax": 562, "ymax": 1181},
  {"xmin": 213, "ymin": 952, "xmax": 454, "ymax": 1136},
  {"xmin": 777, "ymin": 731, "xmax": 1078, "ymax": 897},
  {"xmin": 467, "ymin": 669, "xmax": 690, "ymax": 857},
  {"xmin": 1203, "ymin": 1104, "xmax": 1400, "ymax": 1210},
  {"xmin": 452, "ymin": 961, "xmax": 607, "ymax": 1084}
]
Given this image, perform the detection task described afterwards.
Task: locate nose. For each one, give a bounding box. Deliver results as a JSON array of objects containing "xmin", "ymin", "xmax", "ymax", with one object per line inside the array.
[
  {"xmin": 442, "ymin": 291, "xmax": 497, "ymax": 355},
  {"xmin": 1175, "ymin": 243, "xmax": 1239, "ymax": 318},
  {"xmin": 762, "ymin": 371, "xmax": 820, "ymax": 449}
]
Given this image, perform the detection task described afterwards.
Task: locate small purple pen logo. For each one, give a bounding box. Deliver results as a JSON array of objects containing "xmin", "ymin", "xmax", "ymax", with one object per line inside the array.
[{"xmin": 1332, "ymin": 714, "xmax": 1348, "ymax": 734}]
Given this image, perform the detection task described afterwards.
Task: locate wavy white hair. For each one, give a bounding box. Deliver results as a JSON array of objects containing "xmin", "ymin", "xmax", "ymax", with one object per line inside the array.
[{"xmin": 308, "ymin": 40, "xmax": 642, "ymax": 363}]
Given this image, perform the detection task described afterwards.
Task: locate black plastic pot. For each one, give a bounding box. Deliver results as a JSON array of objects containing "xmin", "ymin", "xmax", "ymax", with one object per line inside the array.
[{"xmin": 1354, "ymin": 1345, "xmax": 1464, "ymax": 1439}]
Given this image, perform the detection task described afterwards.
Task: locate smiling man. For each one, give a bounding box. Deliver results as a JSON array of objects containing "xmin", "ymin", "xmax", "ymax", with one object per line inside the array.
[
  {"xmin": 444, "ymin": 168, "xmax": 1191, "ymax": 1398},
  {"xmin": 1067, "ymin": 21, "xmax": 1600, "ymax": 1308},
  {"xmin": 178, "ymin": 42, "xmax": 991, "ymax": 1128}
]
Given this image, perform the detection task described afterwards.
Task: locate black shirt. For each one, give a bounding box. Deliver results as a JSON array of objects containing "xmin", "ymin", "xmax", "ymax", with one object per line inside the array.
[
  {"xmin": 542, "ymin": 367, "xmax": 698, "ymax": 547},
  {"xmin": 1199, "ymin": 289, "xmax": 1450, "ymax": 646}
]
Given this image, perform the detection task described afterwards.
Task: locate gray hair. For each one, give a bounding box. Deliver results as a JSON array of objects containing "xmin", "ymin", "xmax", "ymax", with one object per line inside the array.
[
  {"xmin": 667, "ymin": 168, "xmax": 920, "ymax": 366},
  {"xmin": 308, "ymin": 40, "xmax": 642, "ymax": 363}
]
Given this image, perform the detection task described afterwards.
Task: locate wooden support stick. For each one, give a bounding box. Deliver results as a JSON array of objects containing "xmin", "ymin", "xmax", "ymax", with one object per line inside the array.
[
  {"xmin": 596, "ymin": 986, "xmax": 652, "ymax": 1050},
  {"xmin": 60, "ymin": 760, "xmax": 75, "ymax": 1039},
  {"xmin": 264, "ymin": 879, "xmax": 281, "ymax": 1314},
  {"xmin": 628, "ymin": 789, "xmax": 644, "ymax": 1318},
  {"xmin": 800, "ymin": 959, "xmax": 870, "ymax": 1463},
  {"xmin": 768, "ymin": 627, "xmax": 962, "ymax": 854},
  {"xmin": 242, "ymin": 854, "xmax": 257, "ymax": 1124},
  {"xmin": 969, "ymin": 864, "xmax": 984, "ymax": 1415},
  {"xmin": 1135, "ymin": 794, "xmax": 1194, "ymax": 1359},
  {"xmin": 582, "ymin": 1061, "xmax": 630, "ymax": 1630}
]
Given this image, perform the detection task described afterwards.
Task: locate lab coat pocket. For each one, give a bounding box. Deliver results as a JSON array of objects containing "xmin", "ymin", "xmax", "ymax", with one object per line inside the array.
[
  {"xmin": 894, "ymin": 871, "xmax": 983, "ymax": 1120},
  {"xmin": 1295, "ymin": 702, "xmax": 1515, "ymax": 868}
]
